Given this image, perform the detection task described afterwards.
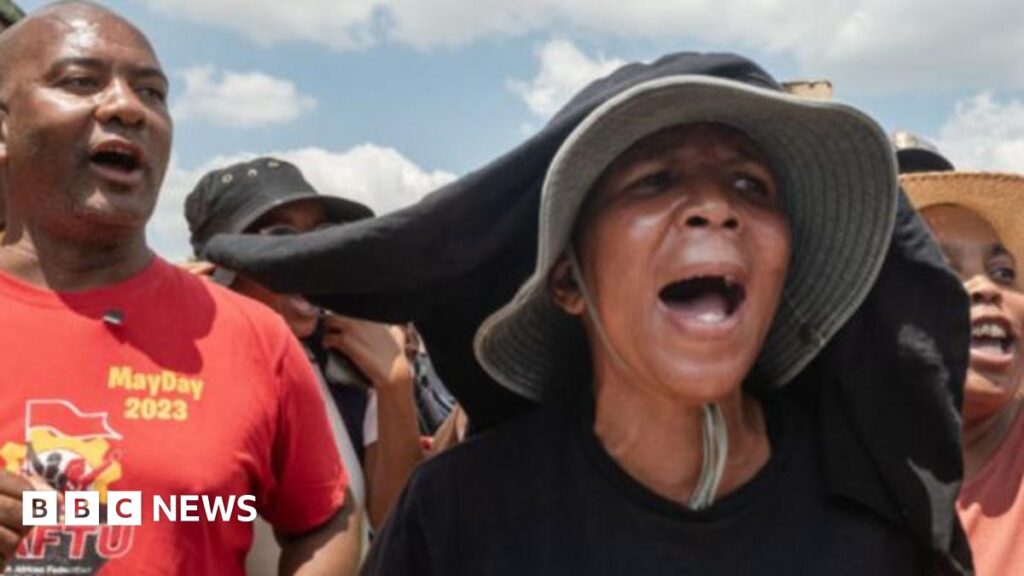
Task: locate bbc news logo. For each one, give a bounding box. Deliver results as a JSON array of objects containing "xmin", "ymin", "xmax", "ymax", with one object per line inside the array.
[{"xmin": 23, "ymin": 492, "xmax": 258, "ymax": 526}]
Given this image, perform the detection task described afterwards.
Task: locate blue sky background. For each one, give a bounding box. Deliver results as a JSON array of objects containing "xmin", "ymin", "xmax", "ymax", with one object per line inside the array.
[{"xmin": 18, "ymin": 0, "xmax": 1024, "ymax": 259}]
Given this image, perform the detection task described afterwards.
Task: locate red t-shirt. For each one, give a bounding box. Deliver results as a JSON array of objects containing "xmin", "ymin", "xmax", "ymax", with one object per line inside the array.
[
  {"xmin": 957, "ymin": 409, "xmax": 1024, "ymax": 576},
  {"xmin": 0, "ymin": 257, "xmax": 347, "ymax": 575}
]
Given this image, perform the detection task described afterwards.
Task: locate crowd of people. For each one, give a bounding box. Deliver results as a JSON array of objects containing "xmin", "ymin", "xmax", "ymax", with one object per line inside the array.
[{"xmin": 0, "ymin": 1, "xmax": 1020, "ymax": 575}]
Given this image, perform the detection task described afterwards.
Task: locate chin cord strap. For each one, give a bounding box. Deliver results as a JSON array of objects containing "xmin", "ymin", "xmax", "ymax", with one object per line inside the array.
[
  {"xmin": 690, "ymin": 403, "xmax": 728, "ymax": 509},
  {"xmin": 567, "ymin": 249, "xmax": 728, "ymax": 510}
]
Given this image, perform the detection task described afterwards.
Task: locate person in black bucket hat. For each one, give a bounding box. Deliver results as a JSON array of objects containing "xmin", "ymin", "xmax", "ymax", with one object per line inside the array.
[
  {"xmin": 206, "ymin": 52, "xmax": 971, "ymax": 575},
  {"xmin": 186, "ymin": 157, "xmax": 373, "ymax": 348},
  {"xmin": 187, "ymin": 157, "xmax": 373, "ymax": 259},
  {"xmin": 186, "ymin": 157, "xmax": 431, "ymax": 533}
]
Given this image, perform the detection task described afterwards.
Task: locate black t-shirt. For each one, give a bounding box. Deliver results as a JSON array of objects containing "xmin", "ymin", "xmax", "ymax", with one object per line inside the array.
[{"xmin": 363, "ymin": 389, "xmax": 925, "ymax": 575}]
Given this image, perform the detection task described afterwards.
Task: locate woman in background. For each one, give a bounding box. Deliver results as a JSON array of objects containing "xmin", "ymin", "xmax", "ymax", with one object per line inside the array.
[{"xmin": 904, "ymin": 172, "xmax": 1024, "ymax": 575}]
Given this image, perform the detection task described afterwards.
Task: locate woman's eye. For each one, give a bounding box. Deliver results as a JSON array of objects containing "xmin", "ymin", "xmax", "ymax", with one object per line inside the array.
[
  {"xmin": 991, "ymin": 265, "xmax": 1017, "ymax": 284},
  {"xmin": 733, "ymin": 174, "xmax": 772, "ymax": 198},
  {"xmin": 627, "ymin": 170, "xmax": 672, "ymax": 195}
]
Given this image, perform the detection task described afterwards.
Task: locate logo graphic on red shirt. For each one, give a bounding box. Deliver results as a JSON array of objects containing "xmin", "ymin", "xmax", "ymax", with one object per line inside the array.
[
  {"xmin": 1, "ymin": 400, "xmax": 134, "ymax": 574},
  {"xmin": 24, "ymin": 400, "xmax": 123, "ymax": 494}
]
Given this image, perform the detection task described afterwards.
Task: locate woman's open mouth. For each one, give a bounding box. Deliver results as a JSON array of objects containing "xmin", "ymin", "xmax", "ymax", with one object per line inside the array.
[
  {"xmin": 658, "ymin": 273, "xmax": 746, "ymax": 336},
  {"xmin": 970, "ymin": 315, "xmax": 1017, "ymax": 368}
]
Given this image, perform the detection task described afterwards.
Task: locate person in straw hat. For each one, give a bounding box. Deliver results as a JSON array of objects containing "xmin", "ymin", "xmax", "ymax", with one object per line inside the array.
[{"xmin": 903, "ymin": 172, "xmax": 1024, "ymax": 576}]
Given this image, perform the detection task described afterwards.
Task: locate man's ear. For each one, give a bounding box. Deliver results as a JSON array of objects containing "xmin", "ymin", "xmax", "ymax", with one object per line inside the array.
[{"xmin": 548, "ymin": 255, "xmax": 586, "ymax": 316}]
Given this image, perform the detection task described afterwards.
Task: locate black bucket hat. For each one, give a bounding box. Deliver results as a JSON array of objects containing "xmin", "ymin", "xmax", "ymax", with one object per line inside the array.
[
  {"xmin": 185, "ymin": 157, "xmax": 373, "ymax": 257},
  {"xmin": 891, "ymin": 131, "xmax": 955, "ymax": 174}
]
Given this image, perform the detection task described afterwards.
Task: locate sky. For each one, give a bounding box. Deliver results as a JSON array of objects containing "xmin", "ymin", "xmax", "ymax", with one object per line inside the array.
[{"xmin": 18, "ymin": 0, "xmax": 1024, "ymax": 260}]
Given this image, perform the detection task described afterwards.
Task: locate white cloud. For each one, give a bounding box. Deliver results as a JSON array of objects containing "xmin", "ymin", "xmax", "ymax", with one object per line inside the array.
[
  {"xmin": 508, "ymin": 40, "xmax": 625, "ymax": 118},
  {"xmin": 935, "ymin": 92, "xmax": 1024, "ymax": 173},
  {"xmin": 149, "ymin": 145, "xmax": 456, "ymax": 261},
  {"xmin": 140, "ymin": 0, "xmax": 1024, "ymax": 93},
  {"xmin": 172, "ymin": 66, "xmax": 317, "ymax": 128},
  {"xmin": 139, "ymin": 0, "xmax": 381, "ymax": 51}
]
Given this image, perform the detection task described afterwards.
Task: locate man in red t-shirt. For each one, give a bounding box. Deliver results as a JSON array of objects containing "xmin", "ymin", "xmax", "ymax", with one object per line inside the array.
[{"xmin": 0, "ymin": 2, "xmax": 359, "ymax": 574}]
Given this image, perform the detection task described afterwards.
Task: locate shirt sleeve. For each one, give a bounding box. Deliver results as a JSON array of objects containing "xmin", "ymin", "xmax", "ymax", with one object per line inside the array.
[
  {"xmin": 259, "ymin": 333, "xmax": 348, "ymax": 535},
  {"xmin": 360, "ymin": 471, "xmax": 434, "ymax": 575}
]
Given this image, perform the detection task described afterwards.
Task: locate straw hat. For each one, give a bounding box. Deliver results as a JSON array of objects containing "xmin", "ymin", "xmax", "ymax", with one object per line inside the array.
[{"xmin": 901, "ymin": 171, "xmax": 1024, "ymax": 263}]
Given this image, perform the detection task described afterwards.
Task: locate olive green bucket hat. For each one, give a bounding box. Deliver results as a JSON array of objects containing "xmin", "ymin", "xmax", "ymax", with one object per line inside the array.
[{"xmin": 474, "ymin": 75, "xmax": 899, "ymax": 401}]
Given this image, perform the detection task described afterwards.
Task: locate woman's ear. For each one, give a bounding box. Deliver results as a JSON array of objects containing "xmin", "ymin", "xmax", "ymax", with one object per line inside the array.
[{"xmin": 549, "ymin": 255, "xmax": 586, "ymax": 316}]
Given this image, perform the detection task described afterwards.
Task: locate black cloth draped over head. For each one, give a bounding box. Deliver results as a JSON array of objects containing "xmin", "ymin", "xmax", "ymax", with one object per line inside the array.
[{"xmin": 205, "ymin": 52, "xmax": 972, "ymax": 573}]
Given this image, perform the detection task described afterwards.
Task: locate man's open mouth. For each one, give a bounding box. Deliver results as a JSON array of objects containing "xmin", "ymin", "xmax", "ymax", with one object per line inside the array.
[
  {"xmin": 658, "ymin": 275, "xmax": 746, "ymax": 325},
  {"xmin": 970, "ymin": 317, "xmax": 1015, "ymax": 357},
  {"xmin": 89, "ymin": 142, "xmax": 143, "ymax": 175}
]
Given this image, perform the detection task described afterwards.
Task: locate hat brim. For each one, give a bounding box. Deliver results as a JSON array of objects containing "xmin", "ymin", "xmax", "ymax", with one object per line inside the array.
[
  {"xmin": 475, "ymin": 75, "xmax": 898, "ymax": 401},
  {"xmin": 0, "ymin": 0, "xmax": 24, "ymax": 27},
  {"xmin": 230, "ymin": 193, "xmax": 375, "ymax": 236},
  {"xmin": 901, "ymin": 171, "xmax": 1024, "ymax": 265},
  {"xmin": 896, "ymin": 149, "xmax": 955, "ymax": 174}
]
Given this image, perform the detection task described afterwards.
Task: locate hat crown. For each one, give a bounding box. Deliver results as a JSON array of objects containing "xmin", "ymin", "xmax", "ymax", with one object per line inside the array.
[
  {"xmin": 548, "ymin": 52, "xmax": 781, "ymax": 130},
  {"xmin": 901, "ymin": 171, "xmax": 1024, "ymax": 265},
  {"xmin": 184, "ymin": 157, "xmax": 316, "ymax": 255}
]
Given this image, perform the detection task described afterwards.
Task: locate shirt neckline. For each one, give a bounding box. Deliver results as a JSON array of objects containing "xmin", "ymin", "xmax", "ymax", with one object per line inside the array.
[
  {"xmin": 0, "ymin": 255, "xmax": 166, "ymax": 310},
  {"xmin": 962, "ymin": 403, "xmax": 1024, "ymax": 494},
  {"xmin": 574, "ymin": 387, "xmax": 797, "ymax": 523}
]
